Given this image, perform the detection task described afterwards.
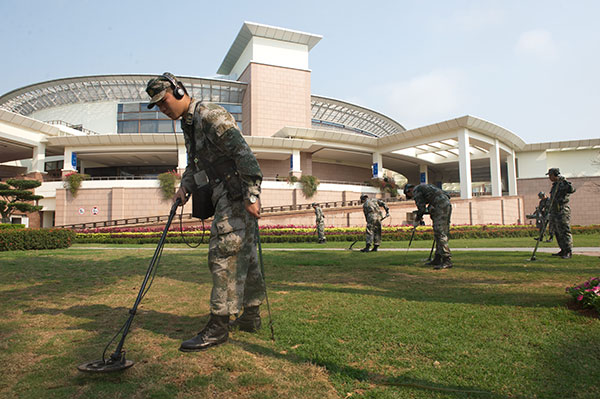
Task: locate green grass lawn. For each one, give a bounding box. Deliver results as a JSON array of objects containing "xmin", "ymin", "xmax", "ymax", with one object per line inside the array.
[{"xmin": 1, "ymin": 242, "xmax": 599, "ymax": 398}]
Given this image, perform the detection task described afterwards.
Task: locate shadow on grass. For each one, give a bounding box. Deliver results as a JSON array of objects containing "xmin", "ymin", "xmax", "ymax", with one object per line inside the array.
[{"xmin": 232, "ymin": 339, "xmax": 504, "ymax": 398}]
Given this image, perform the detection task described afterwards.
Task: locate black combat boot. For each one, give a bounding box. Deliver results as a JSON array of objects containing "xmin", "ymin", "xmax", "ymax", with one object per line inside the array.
[
  {"xmin": 425, "ymin": 254, "xmax": 442, "ymax": 266},
  {"xmin": 434, "ymin": 257, "xmax": 453, "ymax": 270},
  {"xmin": 360, "ymin": 244, "xmax": 371, "ymax": 252},
  {"xmin": 371, "ymin": 244, "xmax": 379, "ymax": 252},
  {"xmin": 179, "ymin": 314, "xmax": 229, "ymax": 352},
  {"xmin": 560, "ymin": 250, "xmax": 572, "ymax": 259},
  {"xmin": 229, "ymin": 306, "xmax": 261, "ymax": 332},
  {"xmin": 552, "ymin": 250, "xmax": 564, "ymax": 257}
]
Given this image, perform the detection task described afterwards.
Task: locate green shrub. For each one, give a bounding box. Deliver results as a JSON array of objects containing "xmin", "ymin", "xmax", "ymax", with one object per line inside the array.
[
  {"xmin": 63, "ymin": 172, "xmax": 89, "ymax": 197},
  {"xmin": 0, "ymin": 228, "xmax": 76, "ymax": 251},
  {"xmin": 0, "ymin": 223, "xmax": 25, "ymax": 230},
  {"xmin": 157, "ymin": 170, "xmax": 181, "ymax": 202},
  {"xmin": 299, "ymin": 175, "xmax": 320, "ymax": 198}
]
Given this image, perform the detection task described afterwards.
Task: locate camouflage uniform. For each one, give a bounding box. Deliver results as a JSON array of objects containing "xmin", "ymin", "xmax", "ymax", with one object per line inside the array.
[
  {"xmin": 412, "ymin": 184, "xmax": 452, "ymax": 260},
  {"xmin": 548, "ymin": 176, "xmax": 576, "ymax": 255},
  {"xmin": 363, "ymin": 198, "xmax": 389, "ymax": 246},
  {"xmin": 313, "ymin": 204, "xmax": 326, "ymax": 243},
  {"xmin": 535, "ymin": 196, "xmax": 553, "ymax": 240},
  {"xmin": 180, "ymin": 100, "xmax": 264, "ymax": 316}
]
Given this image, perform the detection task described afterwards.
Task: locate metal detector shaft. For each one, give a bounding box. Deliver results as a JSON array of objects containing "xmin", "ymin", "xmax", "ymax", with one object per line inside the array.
[
  {"xmin": 530, "ymin": 184, "xmax": 558, "ymax": 261},
  {"xmin": 427, "ymin": 239, "xmax": 436, "ymax": 261},
  {"xmin": 255, "ymin": 219, "xmax": 275, "ymax": 341},
  {"xmin": 402, "ymin": 225, "xmax": 417, "ymax": 264},
  {"xmin": 108, "ymin": 198, "xmax": 181, "ymax": 361}
]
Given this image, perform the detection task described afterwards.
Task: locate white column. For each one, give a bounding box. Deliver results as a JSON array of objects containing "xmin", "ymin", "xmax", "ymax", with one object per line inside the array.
[
  {"xmin": 61, "ymin": 147, "xmax": 76, "ymax": 175},
  {"xmin": 457, "ymin": 129, "xmax": 472, "ymax": 199},
  {"xmin": 177, "ymin": 145, "xmax": 187, "ymax": 171},
  {"xmin": 31, "ymin": 143, "xmax": 46, "ymax": 173},
  {"xmin": 507, "ymin": 149, "xmax": 517, "ymax": 196},
  {"xmin": 290, "ymin": 150, "xmax": 302, "ymax": 177},
  {"xmin": 372, "ymin": 152, "xmax": 383, "ymax": 178},
  {"xmin": 490, "ymin": 139, "xmax": 502, "ymax": 197},
  {"xmin": 419, "ymin": 164, "xmax": 428, "ymax": 184}
]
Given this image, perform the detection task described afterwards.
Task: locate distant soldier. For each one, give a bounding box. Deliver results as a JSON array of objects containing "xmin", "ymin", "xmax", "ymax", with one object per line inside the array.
[
  {"xmin": 312, "ymin": 202, "xmax": 326, "ymax": 244},
  {"xmin": 404, "ymin": 184, "xmax": 453, "ymax": 269},
  {"xmin": 359, "ymin": 194, "xmax": 389, "ymax": 252},
  {"xmin": 528, "ymin": 191, "xmax": 553, "ymax": 242},
  {"xmin": 546, "ymin": 168, "xmax": 576, "ymax": 259}
]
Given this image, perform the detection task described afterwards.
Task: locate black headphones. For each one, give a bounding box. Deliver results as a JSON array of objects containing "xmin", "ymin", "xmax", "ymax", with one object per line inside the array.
[{"xmin": 161, "ymin": 72, "xmax": 185, "ymax": 100}]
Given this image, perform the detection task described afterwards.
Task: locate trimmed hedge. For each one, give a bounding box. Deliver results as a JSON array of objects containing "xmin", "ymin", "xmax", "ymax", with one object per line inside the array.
[
  {"xmin": 0, "ymin": 228, "xmax": 76, "ymax": 251},
  {"xmin": 72, "ymin": 224, "xmax": 600, "ymax": 245},
  {"xmin": 0, "ymin": 224, "xmax": 26, "ymax": 230}
]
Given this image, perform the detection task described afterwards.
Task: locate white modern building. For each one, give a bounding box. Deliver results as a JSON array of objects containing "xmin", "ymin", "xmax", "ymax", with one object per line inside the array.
[{"xmin": 1, "ymin": 22, "xmax": 598, "ymax": 228}]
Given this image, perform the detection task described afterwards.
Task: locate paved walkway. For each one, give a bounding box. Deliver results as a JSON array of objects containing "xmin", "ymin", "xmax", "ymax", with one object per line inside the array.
[{"xmin": 74, "ymin": 246, "xmax": 600, "ymax": 256}]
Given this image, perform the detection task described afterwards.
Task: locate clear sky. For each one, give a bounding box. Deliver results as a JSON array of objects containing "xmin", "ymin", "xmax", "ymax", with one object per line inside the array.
[{"xmin": 1, "ymin": 0, "xmax": 598, "ymax": 144}]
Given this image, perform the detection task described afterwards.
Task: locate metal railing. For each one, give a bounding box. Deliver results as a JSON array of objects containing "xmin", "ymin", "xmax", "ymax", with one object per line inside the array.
[{"xmin": 57, "ymin": 196, "xmax": 408, "ymax": 230}]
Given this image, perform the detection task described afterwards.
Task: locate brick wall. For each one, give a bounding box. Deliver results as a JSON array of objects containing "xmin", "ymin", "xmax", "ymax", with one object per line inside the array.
[{"xmin": 239, "ymin": 63, "xmax": 311, "ymax": 137}]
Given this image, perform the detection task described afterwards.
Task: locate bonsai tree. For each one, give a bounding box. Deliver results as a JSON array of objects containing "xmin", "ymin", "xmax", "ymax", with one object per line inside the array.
[{"xmin": 0, "ymin": 179, "xmax": 44, "ymax": 223}]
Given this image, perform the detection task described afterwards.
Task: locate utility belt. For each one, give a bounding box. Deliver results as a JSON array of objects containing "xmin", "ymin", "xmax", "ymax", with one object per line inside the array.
[{"xmin": 202, "ymin": 158, "xmax": 243, "ymax": 201}]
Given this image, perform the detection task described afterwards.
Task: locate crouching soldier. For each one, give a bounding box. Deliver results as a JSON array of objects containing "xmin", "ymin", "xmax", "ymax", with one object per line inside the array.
[
  {"xmin": 403, "ymin": 184, "xmax": 453, "ymax": 269},
  {"xmin": 360, "ymin": 194, "xmax": 389, "ymax": 252}
]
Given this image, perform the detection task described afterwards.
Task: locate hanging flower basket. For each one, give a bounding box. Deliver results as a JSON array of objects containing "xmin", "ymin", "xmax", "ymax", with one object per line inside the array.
[
  {"xmin": 63, "ymin": 172, "xmax": 89, "ymax": 198},
  {"xmin": 157, "ymin": 170, "xmax": 181, "ymax": 202}
]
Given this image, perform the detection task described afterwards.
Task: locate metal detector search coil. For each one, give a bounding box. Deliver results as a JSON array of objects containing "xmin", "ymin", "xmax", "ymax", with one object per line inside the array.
[{"xmin": 77, "ymin": 198, "xmax": 182, "ymax": 373}]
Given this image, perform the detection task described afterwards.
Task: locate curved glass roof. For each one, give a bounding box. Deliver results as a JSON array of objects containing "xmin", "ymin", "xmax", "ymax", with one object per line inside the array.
[
  {"xmin": 0, "ymin": 75, "xmax": 406, "ymax": 138},
  {"xmin": 311, "ymin": 95, "xmax": 405, "ymax": 138},
  {"xmin": 0, "ymin": 75, "xmax": 247, "ymax": 116}
]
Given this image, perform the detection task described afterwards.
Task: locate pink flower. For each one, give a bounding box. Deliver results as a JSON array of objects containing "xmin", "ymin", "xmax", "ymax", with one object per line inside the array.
[{"xmin": 577, "ymin": 295, "xmax": 584, "ymax": 301}]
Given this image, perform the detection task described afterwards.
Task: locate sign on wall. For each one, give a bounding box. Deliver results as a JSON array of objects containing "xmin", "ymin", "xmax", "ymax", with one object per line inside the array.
[
  {"xmin": 372, "ymin": 162, "xmax": 378, "ymax": 177},
  {"xmin": 71, "ymin": 152, "xmax": 77, "ymax": 168}
]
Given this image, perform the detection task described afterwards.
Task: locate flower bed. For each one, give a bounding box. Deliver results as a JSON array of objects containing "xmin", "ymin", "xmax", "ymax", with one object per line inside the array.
[
  {"xmin": 73, "ymin": 224, "xmax": 600, "ymax": 244},
  {"xmin": 566, "ymin": 277, "xmax": 600, "ymax": 313}
]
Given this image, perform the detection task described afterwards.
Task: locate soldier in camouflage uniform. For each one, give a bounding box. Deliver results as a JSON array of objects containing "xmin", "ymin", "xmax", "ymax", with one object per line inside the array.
[
  {"xmin": 359, "ymin": 194, "xmax": 389, "ymax": 252},
  {"xmin": 312, "ymin": 203, "xmax": 326, "ymax": 243},
  {"xmin": 404, "ymin": 184, "xmax": 453, "ymax": 269},
  {"xmin": 146, "ymin": 73, "xmax": 265, "ymax": 351},
  {"xmin": 546, "ymin": 168, "xmax": 576, "ymax": 259},
  {"xmin": 530, "ymin": 191, "xmax": 553, "ymax": 242}
]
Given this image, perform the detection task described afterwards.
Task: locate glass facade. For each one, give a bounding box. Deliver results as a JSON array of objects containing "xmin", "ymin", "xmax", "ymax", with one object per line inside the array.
[{"xmin": 117, "ymin": 102, "xmax": 243, "ymax": 134}]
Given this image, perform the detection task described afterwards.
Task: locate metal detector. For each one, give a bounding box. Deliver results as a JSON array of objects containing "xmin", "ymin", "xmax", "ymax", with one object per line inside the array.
[
  {"xmin": 425, "ymin": 239, "xmax": 436, "ymax": 262},
  {"xmin": 78, "ymin": 198, "xmax": 182, "ymax": 373},
  {"xmin": 401, "ymin": 224, "xmax": 418, "ymax": 264},
  {"xmin": 255, "ymin": 219, "xmax": 275, "ymax": 341},
  {"xmin": 529, "ymin": 183, "xmax": 558, "ymax": 261}
]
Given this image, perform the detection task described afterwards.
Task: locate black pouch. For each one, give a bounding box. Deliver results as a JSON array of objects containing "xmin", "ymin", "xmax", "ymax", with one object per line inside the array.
[
  {"xmin": 222, "ymin": 170, "xmax": 243, "ymax": 201},
  {"xmin": 191, "ymin": 171, "xmax": 215, "ymax": 219},
  {"xmin": 192, "ymin": 184, "xmax": 215, "ymax": 219}
]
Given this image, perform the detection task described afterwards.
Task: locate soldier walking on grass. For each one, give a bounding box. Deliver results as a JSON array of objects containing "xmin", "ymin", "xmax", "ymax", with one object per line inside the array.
[
  {"xmin": 546, "ymin": 168, "xmax": 576, "ymax": 259},
  {"xmin": 359, "ymin": 194, "xmax": 389, "ymax": 252},
  {"xmin": 312, "ymin": 202, "xmax": 326, "ymax": 244},
  {"xmin": 403, "ymin": 183, "xmax": 453, "ymax": 270}
]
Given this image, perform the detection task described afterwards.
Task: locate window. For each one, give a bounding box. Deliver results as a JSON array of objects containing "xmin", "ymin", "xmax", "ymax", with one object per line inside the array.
[{"xmin": 117, "ymin": 102, "xmax": 243, "ymax": 134}]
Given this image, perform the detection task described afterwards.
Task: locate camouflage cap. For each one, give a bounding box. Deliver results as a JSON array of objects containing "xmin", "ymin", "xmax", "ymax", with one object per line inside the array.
[
  {"xmin": 545, "ymin": 168, "xmax": 560, "ymax": 176},
  {"xmin": 145, "ymin": 76, "xmax": 171, "ymax": 109},
  {"xmin": 538, "ymin": 191, "xmax": 545, "ymax": 198},
  {"xmin": 360, "ymin": 194, "xmax": 368, "ymax": 200},
  {"xmin": 403, "ymin": 183, "xmax": 415, "ymax": 195}
]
